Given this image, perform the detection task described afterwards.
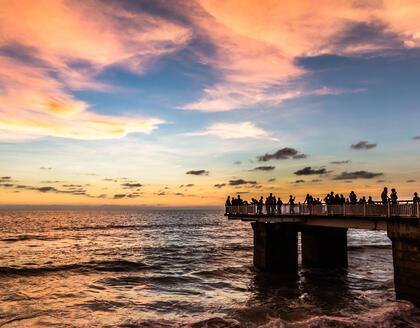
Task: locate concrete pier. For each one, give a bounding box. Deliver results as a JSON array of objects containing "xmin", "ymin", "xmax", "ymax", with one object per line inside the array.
[
  {"xmin": 251, "ymin": 222, "xmax": 298, "ymax": 272},
  {"xmin": 301, "ymin": 227, "xmax": 348, "ymax": 268},
  {"xmin": 387, "ymin": 219, "xmax": 420, "ymax": 307},
  {"xmin": 230, "ymin": 202, "xmax": 420, "ymax": 306}
]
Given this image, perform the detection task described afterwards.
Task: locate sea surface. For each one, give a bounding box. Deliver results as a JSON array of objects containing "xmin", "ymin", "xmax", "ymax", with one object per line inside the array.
[{"xmin": 0, "ymin": 209, "xmax": 419, "ymax": 327}]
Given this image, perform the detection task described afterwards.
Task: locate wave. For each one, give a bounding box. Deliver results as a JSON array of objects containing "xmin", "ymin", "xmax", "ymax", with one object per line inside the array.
[
  {"xmin": 348, "ymin": 244, "xmax": 392, "ymax": 251},
  {"xmin": 0, "ymin": 235, "xmax": 61, "ymax": 243},
  {"xmin": 0, "ymin": 259, "xmax": 149, "ymax": 277},
  {"xmin": 260, "ymin": 301, "xmax": 420, "ymax": 328}
]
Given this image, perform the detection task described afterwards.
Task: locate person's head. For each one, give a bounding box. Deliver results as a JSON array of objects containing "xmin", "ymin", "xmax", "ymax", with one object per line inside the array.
[
  {"xmin": 238, "ymin": 195, "xmax": 241, "ymax": 199},
  {"xmin": 415, "ymin": 192, "xmax": 418, "ymax": 196},
  {"xmin": 363, "ymin": 196, "xmax": 366, "ymax": 199},
  {"xmin": 384, "ymin": 187, "xmax": 388, "ymax": 191},
  {"xmin": 270, "ymin": 193, "xmax": 272, "ymax": 196},
  {"xmin": 391, "ymin": 188, "xmax": 396, "ymax": 192},
  {"xmin": 331, "ymin": 191, "xmax": 334, "ymax": 195},
  {"xmin": 227, "ymin": 196, "xmax": 230, "ymax": 199}
]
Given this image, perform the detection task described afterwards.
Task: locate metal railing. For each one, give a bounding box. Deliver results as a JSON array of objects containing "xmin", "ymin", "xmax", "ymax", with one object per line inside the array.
[{"xmin": 226, "ymin": 202, "xmax": 420, "ymax": 218}]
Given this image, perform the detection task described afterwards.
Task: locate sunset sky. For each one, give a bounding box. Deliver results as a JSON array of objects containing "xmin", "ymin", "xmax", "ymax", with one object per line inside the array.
[{"xmin": 1, "ymin": 0, "xmax": 420, "ymax": 207}]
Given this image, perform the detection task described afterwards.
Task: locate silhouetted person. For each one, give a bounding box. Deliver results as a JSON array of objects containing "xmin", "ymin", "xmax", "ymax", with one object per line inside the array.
[
  {"xmin": 272, "ymin": 195, "xmax": 277, "ymax": 214},
  {"xmin": 349, "ymin": 191, "xmax": 357, "ymax": 205},
  {"xmin": 359, "ymin": 196, "xmax": 366, "ymax": 204},
  {"xmin": 334, "ymin": 194, "xmax": 340, "ymax": 205},
  {"xmin": 368, "ymin": 196, "xmax": 374, "ymax": 204},
  {"xmin": 257, "ymin": 196, "xmax": 263, "ymax": 215},
  {"xmin": 304, "ymin": 193, "xmax": 312, "ymax": 206},
  {"xmin": 381, "ymin": 187, "xmax": 388, "ymax": 205},
  {"xmin": 390, "ymin": 188, "xmax": 398, "ymax": 204},
  {"xmin": 413, "ymin": 192, "xmax": 420, "ymax": 203},
  {"xmin": 225, "ymin": 196, "xmax": 231, "ymax": 207},
  {"xmin": 277, "ymin": 197, "xmax": 283, "ymax": 214},
  {"xmin": 289, "ymin": 195, "xmax": 296, "ymax": 213},
  {"xmin": 237, "ymin": 195, "xmax": 243, "ymax": 205},
  {"xmin": 340, "ymin": 194, "xmax": 345, "ymax": 205}
]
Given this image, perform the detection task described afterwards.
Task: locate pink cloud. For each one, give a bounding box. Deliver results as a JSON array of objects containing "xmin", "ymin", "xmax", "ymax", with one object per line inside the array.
[
  {"xmin": 0, "ymin": 0, "xmax": 191, "ymax": 140},
  {"xmin": 179, "ymin": 0, "xmax": 420, "ymax": 111}
]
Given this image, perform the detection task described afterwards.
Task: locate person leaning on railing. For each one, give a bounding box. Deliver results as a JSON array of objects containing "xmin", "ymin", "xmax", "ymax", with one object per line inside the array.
[
  {"xmin": 390, "ymin": 188, "xmax": 398, "ymax": 204},
  {"xmin": 414, "ymin": 192, "xmax": 420, "ymax": 203}
]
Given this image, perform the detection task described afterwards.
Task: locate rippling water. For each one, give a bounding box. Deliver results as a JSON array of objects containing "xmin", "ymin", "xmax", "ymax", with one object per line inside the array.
[{"xmin": 0, "ymin": 210, "xmax": 419, "ymax": 327}]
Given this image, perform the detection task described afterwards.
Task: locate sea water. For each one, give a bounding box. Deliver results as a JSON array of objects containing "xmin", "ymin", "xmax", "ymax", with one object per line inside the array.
[{"xmin": 0, "ymin": 209, "xmax": 419, "ymax": 327}]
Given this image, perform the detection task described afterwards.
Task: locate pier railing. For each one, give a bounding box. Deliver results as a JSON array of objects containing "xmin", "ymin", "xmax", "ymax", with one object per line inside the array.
[{"xmin": 226, "ymin": 202, "xmax": 420, "ymax": 218}]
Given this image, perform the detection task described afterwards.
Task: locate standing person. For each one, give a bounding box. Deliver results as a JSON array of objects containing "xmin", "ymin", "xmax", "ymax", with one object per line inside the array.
[
  {"xmin": 277, "ymin": 197, "xmax": 283, "ymax": 214},
  {"xmin": 225, "ymin": 196, "xmax": 231, "ymax": 214},
  {"xmin": 390, "ymin": 188, "xmax": 398, "ymax": 204},
  {"xmin": 413, "ymin": 192, "xmax": 420, "ymax": 203},
  {"xmin": 257, "ymin": 196, "xmax": 263, "ymax": 215},
  {"xmin": 349, "ymin": 191, "xmax": 357, "ymax": 205},
  {"xmin": 289, "ymin": 195, "xmax": 296, "ymax": 214},
  {"xmin": 368, "ymin": 196, "xmax": 374, "ymax": 204},
  {"xmin": 381, "ymin": 187, "xmax": 388, "ymax": 205},
  {"xmin": 265, "ymin": 196, "xmax": 270, "ymax": 215}
]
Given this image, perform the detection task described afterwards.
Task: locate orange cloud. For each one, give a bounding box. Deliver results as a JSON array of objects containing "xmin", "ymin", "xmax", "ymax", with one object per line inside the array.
[
  {"xmin": 180, "ymin": 0, "xmax": 420, "ymax": 111},
  {"xmin": 0, "ymin": 0, "xmax": 191, "ymax": 140}
]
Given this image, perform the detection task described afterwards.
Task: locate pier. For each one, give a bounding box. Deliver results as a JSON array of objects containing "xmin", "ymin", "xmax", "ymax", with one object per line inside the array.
[{"xmin": 225, "ymin": 202, "xmax": 420, "ymax": 307}]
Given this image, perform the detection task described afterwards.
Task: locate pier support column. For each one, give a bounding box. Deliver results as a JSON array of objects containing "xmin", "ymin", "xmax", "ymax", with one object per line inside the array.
[
  {"xmin": 387, "ymin": 219, "xmax": 420, "ymax": 307},
  {"xmin": 301, "ymin": 227, "xmax": 348, "ymax": 268},
  {"xmin": 251, "ymin": 222, "xmax": 298, "ymax": 272}
]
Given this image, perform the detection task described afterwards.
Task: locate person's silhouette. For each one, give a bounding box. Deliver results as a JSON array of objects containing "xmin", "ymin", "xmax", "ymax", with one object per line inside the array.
[
  {"xmin": 390, "ymin": 188, "xmax": 398, "ymax": 204},
  {"xmin": 381, "ymin": 187, "xmax": 388, "ymax": 205},
  {"xmin": 289, "ymin": 195, "xmax": 295, "ymax": 213}
]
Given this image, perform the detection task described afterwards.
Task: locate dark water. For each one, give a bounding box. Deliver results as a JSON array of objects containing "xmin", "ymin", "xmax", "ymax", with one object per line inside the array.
[{"xmin": 0, "ymin": 210, "xmax": 419, "ymax": 327}]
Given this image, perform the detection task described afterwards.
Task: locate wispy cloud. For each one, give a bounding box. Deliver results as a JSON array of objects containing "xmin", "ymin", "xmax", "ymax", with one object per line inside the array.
[
  {"xmin": 257, "ymin": 147, "xmax": 307, "ymax": 162},
  {"xmin": 330, "ymin": 160, "xmax": 351, "ymax": 165},
  {"xmin": 350, "ymin": 141, "xmax": 377, "ymax": 150},
  {"xmin": 186, "ymin": 170, "xmax": 209, "ymax": 176},
  {"xmin": 229, "ymin": 179, "xmax": 257, "ymax": 186},
  {"xmin": 184, "ymin": 122, "xmax": 278, "ymax": 140},
  {"xmin": 333, "ymin": 171, "xmax": 383, "ymax": 180},
  {"xmin": 294, "ymin": 167, "xmax": 328, "ymax": 175},
  {"xmin": 251, "ymin": 166, "xmax": 275, "ymax": 171}
]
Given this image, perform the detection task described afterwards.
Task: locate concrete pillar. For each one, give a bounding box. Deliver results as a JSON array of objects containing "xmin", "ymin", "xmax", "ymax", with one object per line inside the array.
[
  {"xmin": 387, "ymin": 219, "xmax": 420, "ymax": 307},
  {"xmin": 301, "ymin": 227, "xmax": 348, "ymax": 268},
  {"xmin": 251, "ymin": 222, "xmax": 298, "ymax": 272}
]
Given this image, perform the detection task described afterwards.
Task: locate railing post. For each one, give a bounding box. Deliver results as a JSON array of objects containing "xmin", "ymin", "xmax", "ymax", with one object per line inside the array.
[
  {"xmin": 363, "ymin": 203, "xmax": 366, "ymax": 217},
  {"xmin": 417, "ymin": 202, "xmax": 419, "ymax": 219},
  {"xmin": 343, "ymin": 204, "xmax": 346, "ymax": 216},
  {"xmin": 387, "ymin": 203, "xmax": 390, "ymax": 218}
]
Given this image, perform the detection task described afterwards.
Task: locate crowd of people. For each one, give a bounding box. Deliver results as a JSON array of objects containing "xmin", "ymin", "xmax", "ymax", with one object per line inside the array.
[{"xmin": 226, "ymin": 187, "xmax": 420, "ymax": 214}]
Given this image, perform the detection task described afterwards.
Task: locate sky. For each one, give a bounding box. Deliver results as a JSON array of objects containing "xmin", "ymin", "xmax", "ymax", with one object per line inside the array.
[{"xmin": 1, "ymin": 0, "xmax": 420, "ymax": 207}]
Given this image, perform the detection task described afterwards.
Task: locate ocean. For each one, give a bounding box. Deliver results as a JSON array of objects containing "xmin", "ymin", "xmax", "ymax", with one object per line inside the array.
[{"xmin": 0, "ymin": 209, "xmax": 419, "ymax": 327}]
